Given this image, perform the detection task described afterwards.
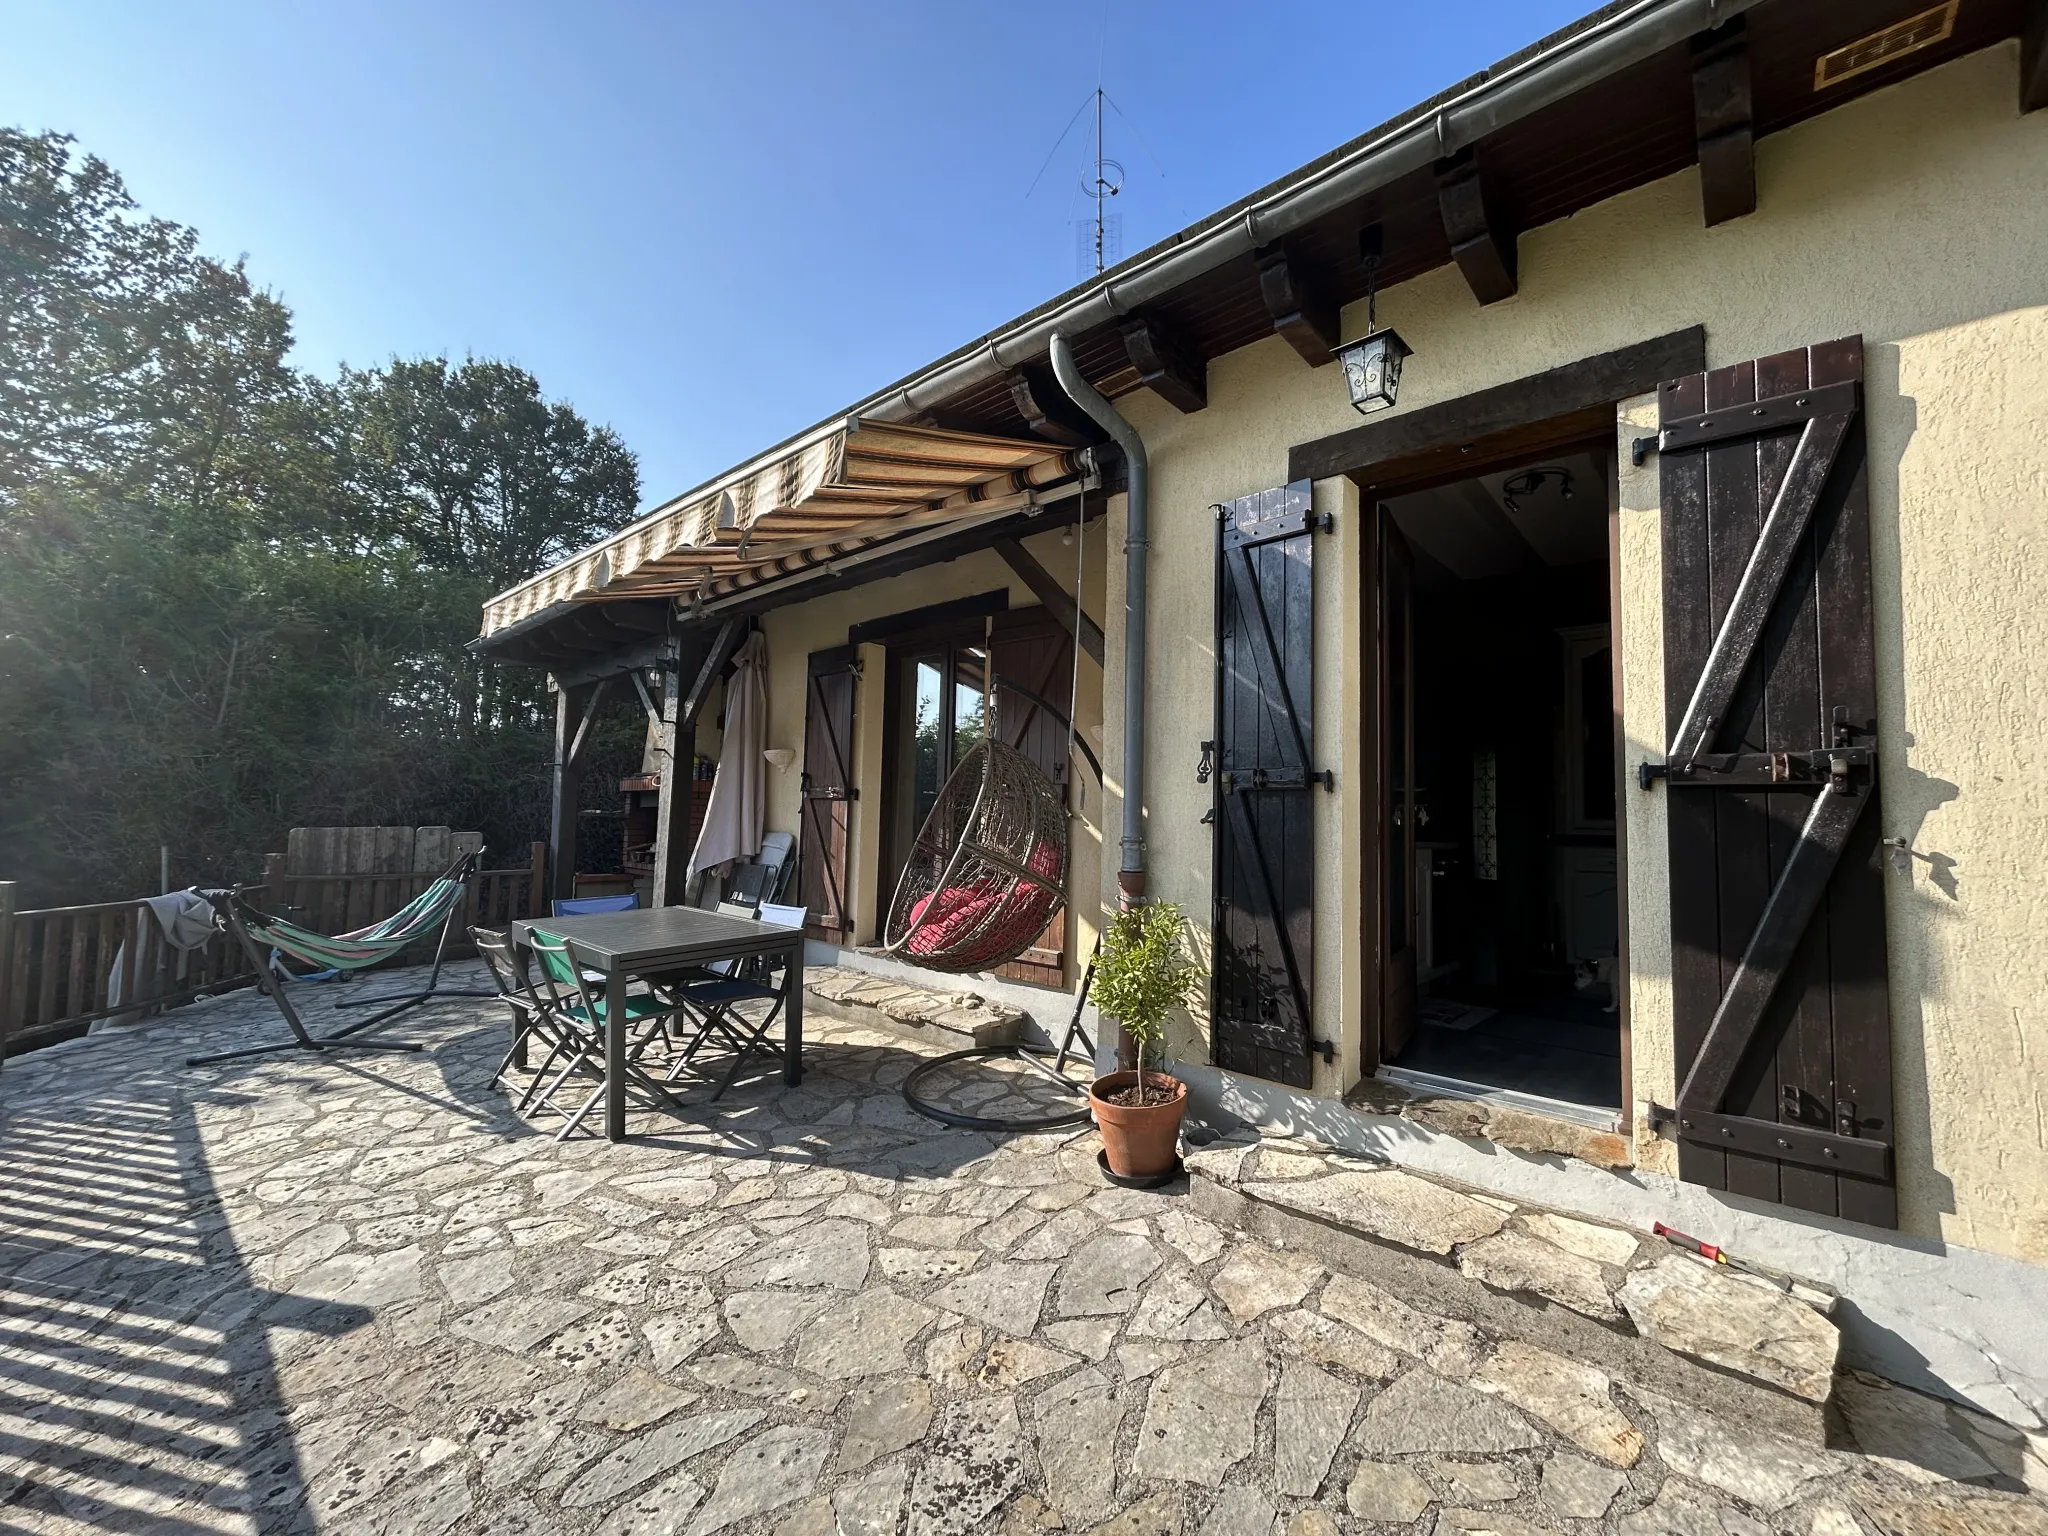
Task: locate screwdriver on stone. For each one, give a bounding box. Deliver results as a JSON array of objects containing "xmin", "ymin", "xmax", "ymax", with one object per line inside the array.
[{"xmin": 1651, "ymin": 1222, "xmax": 1791, "ymax": 1289}]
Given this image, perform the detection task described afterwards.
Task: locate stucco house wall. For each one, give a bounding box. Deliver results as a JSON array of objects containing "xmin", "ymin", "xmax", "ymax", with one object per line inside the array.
[
  {"xmin": 756, "ymin": 518, "xmax": 1108, "ymax": 976},
  {"xmin": 1091, "ymin": 39, "xmax": 2047, "ymax": 1267}
]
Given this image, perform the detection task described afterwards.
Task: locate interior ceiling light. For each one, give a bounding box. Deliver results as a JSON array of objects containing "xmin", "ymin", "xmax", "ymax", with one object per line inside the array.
[{"xmin": 1501, "ymin": 467, "xmax": 1574, "ymax": 514}]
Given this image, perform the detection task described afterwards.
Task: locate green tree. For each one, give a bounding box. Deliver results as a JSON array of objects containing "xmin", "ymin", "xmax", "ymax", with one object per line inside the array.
[{"xmin": 0, "ymin": 128, "xmax": 644, "ymax": 905}]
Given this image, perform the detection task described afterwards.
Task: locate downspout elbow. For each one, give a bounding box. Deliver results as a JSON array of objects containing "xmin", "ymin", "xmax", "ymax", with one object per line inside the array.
[{"xmin": 1049, "ymin": 332, "xmax": 1149, "ymax": 905}]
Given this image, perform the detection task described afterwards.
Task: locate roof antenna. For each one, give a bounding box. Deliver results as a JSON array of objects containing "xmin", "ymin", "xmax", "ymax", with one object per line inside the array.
[{"xmin": 1083, "ymin": 88, "xmax": 1124, "ymax": 277}]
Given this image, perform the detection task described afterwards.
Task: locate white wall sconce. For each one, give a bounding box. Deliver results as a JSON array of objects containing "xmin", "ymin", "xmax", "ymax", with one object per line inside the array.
[{"xmin": 762, "ymin": 748, "xmax": 796, "ymax": 774}]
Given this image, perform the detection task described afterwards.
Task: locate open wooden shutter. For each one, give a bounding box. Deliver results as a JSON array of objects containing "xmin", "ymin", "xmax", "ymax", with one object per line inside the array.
[
  {"xmin": 1655, "ymin": 336, "xmax": 1896, "ymax": 1228},
  {"xmin": 798, "ymin": 646, "xmax": 859, "ymax": 943},
  {"xmin": 1211, "ymin": 482, "xmax": 1327, "ymax": 1088},
  {"xmin": 989, "ymin": 608, "xmax": 1075, "ymax": 986}
]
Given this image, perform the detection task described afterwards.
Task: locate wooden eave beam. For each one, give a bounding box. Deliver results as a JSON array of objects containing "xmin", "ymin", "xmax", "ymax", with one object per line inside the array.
[
  {"xmin": 1007, "ymin": 364, "xmax": 1103, "ymax": 447},
  {"xmin": 1118, "ymin": 314, "xmax": 1207, "ymax": 413},
  {"xmin": 1255, "ymin": 243, "xmax": 1339, "ymax": 366},
  {"xmin": 992, "ymin": 536, "xmax": 1105, "ymax": 667},
  {"xmin": 2025, "ymin": 0, "xmax": 2048, "ymax": 113},
  {"xmin": 1692, "ymin": 18, "xmax": 1756, "ymax": 226},
  {"xmin": 1434, "ymin": 147, "xmax": 1518, "ymax": 306},
  {"xmin": 681, "ymin": 618, "xmax": 746, "ymax": 732}
]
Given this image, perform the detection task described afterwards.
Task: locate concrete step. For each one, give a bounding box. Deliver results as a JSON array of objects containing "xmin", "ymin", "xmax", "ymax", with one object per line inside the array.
[
  {"xmin": 803, "ymin": 965, "xmax": 1024, "ymax": 1050},
  {"xmin": 1184, "ymin": 1130, "xmax": 1843, "ymax": 1446}
]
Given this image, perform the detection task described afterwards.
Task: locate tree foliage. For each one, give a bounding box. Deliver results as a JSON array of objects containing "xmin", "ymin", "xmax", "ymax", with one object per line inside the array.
[
  {"xmin": 0, "ymin": 130, "xmax": 645, "ymax": 905},
  {"xmin": 1093, "ymin": 900, "xmax": 1204, "ymax": 1090}
]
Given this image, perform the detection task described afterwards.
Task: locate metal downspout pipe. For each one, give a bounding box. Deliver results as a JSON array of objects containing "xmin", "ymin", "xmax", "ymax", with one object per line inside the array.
[{"xmin": 1049, "ymin": 332, "xmax": 1148, "ymax": 906}]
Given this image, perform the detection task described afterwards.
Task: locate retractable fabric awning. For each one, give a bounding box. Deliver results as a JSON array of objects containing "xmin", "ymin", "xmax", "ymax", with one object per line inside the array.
[{"xmin": 480, "ymin": 419, "xmax": 1086, "ymax": 638}]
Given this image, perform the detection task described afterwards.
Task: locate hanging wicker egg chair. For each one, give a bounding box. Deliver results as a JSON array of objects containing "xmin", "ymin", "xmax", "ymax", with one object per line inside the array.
[{"xmin": 882, "ymin": 737, "xmax": 1068, "ymax": 973}]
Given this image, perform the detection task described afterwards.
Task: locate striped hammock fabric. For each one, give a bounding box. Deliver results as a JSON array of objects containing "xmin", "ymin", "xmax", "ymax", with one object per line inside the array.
[{"xmin": 244, "ymin": 878, "xmax": 468, "ymax": 972}]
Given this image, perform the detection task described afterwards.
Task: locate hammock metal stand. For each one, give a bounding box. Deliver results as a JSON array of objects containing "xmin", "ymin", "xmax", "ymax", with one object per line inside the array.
[
  {"xmin": 902, "ymin": 948, "xmax": 1098, "ymax": 1133},
  {"xmin": 186, "ymin": 850, "xmax": 482, "ymax": 1066}
]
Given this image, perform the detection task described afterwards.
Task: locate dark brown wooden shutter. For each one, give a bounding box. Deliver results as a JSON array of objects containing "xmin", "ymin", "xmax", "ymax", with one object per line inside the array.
[
  {"xmin": 1655, "ymin": 335, "xmax": 1896, "ymax": 1228},
  {"xmin": 798, "ymin": 646, "xmax": 859, "ymax": 943},
  {"xmin": 988, "ymin": 608, "xmax": 1075, "ymax": 987},
  {"xmin": 1211, "ymin": 482, "xmax": 1327, "ymax": 1088}
]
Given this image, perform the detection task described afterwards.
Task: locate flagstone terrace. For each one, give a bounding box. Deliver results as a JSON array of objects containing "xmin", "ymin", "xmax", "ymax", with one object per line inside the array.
[{"xmin": 3, "ymin": 965, "xmax": 2044, "ymax": 1535}]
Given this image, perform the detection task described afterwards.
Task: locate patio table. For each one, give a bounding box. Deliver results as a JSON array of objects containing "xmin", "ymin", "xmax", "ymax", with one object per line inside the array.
[{"xmin": 512, "ymin": 905, "xmax": 805, "ymax": 1141}]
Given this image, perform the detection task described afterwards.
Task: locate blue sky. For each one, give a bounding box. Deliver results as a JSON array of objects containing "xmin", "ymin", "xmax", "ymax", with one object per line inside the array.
[{"xmin": 2, "ymin": 1, "xmax": 1585, "ymax": 510}]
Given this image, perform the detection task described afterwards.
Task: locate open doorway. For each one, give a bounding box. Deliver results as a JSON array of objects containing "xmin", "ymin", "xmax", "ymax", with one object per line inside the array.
[{"xmin": 1373, "ymin": 446, "xmax": 1622, "ymax": 1118}]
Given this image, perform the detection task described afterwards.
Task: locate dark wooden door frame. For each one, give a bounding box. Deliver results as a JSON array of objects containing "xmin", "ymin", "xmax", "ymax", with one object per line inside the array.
[{"xmin": 1300, "ymin": 330, "xmax": 1706, "ymax": 1096}]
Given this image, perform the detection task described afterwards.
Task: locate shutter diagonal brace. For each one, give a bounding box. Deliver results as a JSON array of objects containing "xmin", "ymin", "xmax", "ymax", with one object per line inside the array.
[
  {"xmin": 1676, "ymin": 780, "xmax": 1870, "ymax": 1118},
  {"xmin": 1223, "ymin": 789, "xmax": 1323, "ymax": 1060},
  {"xmin": 1667, "ymin": 404, "xmax": 1854, "ymax": 767},
  {"xmin": 1226, "ymin": 543, "xmax": 1312, "ymax": 777}
]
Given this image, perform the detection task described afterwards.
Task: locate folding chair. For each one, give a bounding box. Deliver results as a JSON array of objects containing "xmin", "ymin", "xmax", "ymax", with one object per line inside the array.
[
  {"xmin": 474, "ymin": 926, "xmax": 551, "ymax": 1088},
  {"xmin": 664, "ymin": 902, "xmax": 806, "ymax": 1099},
  {"xmin": 552, "ymin": 894, "xmax": 640, "ymax": 917},
  {"xmin": 523, "ymin": 929, "xmax": 693, "ymax": 1138}
]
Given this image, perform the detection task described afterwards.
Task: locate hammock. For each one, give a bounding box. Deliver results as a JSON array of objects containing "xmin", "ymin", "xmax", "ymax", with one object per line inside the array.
[
  {"xmin": 186, "ymin": 850, "xmax": 486, "ymax": 1067},
  {"xmin": 250, "ymin": 877, "xmax": 469, "ymax": 972}
]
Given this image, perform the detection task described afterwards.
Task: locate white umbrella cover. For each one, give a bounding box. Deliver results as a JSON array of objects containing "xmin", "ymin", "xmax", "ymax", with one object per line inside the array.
[{"xmin": 688, "ymin": 630, "xmax": 770, "ymax": 881}]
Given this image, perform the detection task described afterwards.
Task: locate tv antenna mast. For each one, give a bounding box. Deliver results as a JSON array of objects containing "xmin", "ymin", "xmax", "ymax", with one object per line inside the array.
[{"xmin": 1082, "ymin": 87, "xmax": 1124, "ymax": 276}]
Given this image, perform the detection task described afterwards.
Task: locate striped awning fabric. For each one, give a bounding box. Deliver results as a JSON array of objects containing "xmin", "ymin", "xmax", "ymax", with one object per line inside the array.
[{"xmin": 480, "ymin": 420, "xmax": 1084, "ymax": 637}]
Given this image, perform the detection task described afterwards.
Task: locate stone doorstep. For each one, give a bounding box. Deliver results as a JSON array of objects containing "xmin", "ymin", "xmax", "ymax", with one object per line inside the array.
[
  {"xmin": 802, "ymin": 965, "xmax": 1024, "ymax": 1050},
  {"xmin": 1183, "ymin": 1131, "xmax": 1842, "ymax": 1447},
  {"xmin": 1349, "ymin": 1073, "xmax": 1635, "ymax": 1171}
]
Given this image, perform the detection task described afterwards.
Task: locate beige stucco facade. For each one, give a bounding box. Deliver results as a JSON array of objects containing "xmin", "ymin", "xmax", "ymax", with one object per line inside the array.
[
  {"xmin": 742, "ymin": 519, "xmax": 1109, "ymax": 977},
  {"xmin": 729, "ymin": 43, "xmax": 2043, "ymax": 1277},
  {"xmin": 1073, "ymin": 40, "xmax": 2047, "ymax": 1263}
]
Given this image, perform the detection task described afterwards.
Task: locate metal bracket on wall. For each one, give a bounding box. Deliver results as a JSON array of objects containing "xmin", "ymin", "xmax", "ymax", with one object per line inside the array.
[
  {"xmin": 1312, "ymin": 1037, "xmax": 1336, "ymax": 1065},
  {"xmin": 1630, "ymin": 434, "xmax": 1660, "ymax": 467}
]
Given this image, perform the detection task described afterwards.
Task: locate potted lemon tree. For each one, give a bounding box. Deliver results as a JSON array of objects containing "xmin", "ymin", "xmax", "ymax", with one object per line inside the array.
[{"xmin": 1089, "ymin": 900, "xmax": 1204, "ymax": 1179}]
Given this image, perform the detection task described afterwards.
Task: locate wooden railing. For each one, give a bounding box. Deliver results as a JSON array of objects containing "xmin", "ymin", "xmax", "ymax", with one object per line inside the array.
[{"xmin": 0, "ymin": 841, "xmax": 549, "ymax": 1059}]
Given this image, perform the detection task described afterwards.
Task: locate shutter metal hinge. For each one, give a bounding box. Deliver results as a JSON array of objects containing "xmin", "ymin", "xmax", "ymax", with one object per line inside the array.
[
  {"xmin": 1312, "ymin": 1036, "xmax": 1335, "ymax": 1064},
  {"xmin": 1631, "ymin": 434, "xmax": 1660, "ymax": 467}
]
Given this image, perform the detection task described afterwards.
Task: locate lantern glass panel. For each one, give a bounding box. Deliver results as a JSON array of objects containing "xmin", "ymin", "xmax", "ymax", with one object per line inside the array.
[{"xmin": 1338, "ymin": 327, "xmax": 1411, "ymax": 415}]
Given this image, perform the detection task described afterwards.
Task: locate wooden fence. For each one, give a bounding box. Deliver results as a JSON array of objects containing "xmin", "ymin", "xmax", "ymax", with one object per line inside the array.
[{"xmin": 0, "ymin": 841, "xmax": 547, "ymax": 1059}]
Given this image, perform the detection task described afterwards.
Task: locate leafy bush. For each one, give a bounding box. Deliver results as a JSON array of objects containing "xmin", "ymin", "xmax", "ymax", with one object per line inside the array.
[{"xmin": 1093, "ymin": 900, "xmax": 1205, "ymax": 1095}]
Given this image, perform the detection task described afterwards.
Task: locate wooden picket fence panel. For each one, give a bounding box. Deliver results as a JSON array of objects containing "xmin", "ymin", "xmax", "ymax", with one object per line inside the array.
[{"xmin": 0, "ymin": 841, "xmax": 547, "ymax": 1059}]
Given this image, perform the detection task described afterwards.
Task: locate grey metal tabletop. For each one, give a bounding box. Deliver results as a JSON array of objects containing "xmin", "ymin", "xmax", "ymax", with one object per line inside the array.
[
  {"xmin": 510, "ymin": 904, "xmax": 807, "ymax": 1139},
  {"xmin": 513, "ymin": 905, "xmax": 802, "ymax": 969}
]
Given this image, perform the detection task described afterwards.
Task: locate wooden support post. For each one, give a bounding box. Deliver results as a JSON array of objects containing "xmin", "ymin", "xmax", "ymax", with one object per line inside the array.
[
  {"xmin": 549, "ymin": 680, "xmax": 592, "ymax": 903},
  {"xmin": 1435, "ymin": 146, "xmax": 1518, "ymax": 305},
  {"xmin": 1008, "ymin": 364, "xmax": 1102, "ymax": 446},
  {"xmin": 1255, "ymin": 243, "xmax": 1339, "ymax": 366},
  {"xmin": 2024, "ymin": 0, "xmax": 2048, "ymax": 113},
  {"xmin": 993, "ymin": 537, "xmax": 1105, "ymax": 667},
  {"xmin": 0, "ymin": 881, "xmax": 15, "ymax": 1063},
  {"xmin": 528, "ymin": 841, "xmax": 548, "ymax": 918},
  {"xmin": 1692, "ymin": 18, "xmax": 1756, "ymax": 226},
  {"xmin": 1118, "ymin": 315, "xmax": 1207, "ymax": 413},
  {"xmin": 650, "ymin": 664, "xmax": 690, "ymax": 907}
]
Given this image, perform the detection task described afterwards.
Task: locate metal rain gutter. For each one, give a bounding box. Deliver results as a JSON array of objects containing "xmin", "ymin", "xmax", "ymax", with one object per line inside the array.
[
  {"xmin": 866, "ymin": 0, "xmax": 1754, "ymax": 423},
  {"xmin": 1050, "ymin": 331, "xmax": 1149, "ymax": 905}
]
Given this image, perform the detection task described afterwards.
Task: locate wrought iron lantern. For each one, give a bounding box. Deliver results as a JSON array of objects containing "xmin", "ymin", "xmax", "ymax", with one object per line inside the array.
[
  {"xmin": 1337, "ymin": 327, "xmax": 1411, "ymax": 415},
  {"xmin": 1337, "ymin": 226, "xmax": 1410, "ymax": 415}
]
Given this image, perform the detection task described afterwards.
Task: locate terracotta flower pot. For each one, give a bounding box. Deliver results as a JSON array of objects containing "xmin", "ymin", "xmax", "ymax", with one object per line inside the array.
[{"xmin": 1089, "ymin": 1070, "xmax": 1188, "ymax": 1178}]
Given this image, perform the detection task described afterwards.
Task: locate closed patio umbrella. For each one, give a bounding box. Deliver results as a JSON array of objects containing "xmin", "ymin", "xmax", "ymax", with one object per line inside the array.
[{"xmin": 689, "ymin": 630, "xmax": 769, "ymax": 882}]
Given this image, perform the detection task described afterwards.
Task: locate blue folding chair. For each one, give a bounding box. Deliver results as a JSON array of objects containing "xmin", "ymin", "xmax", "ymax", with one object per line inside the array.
[
  {"xmin": 665, "ymin": 902, "xmax": 806, "ymax": 1098},
  {"xmin": 552, "ymin": 893, "xmax": 640, "ymax": 917}
]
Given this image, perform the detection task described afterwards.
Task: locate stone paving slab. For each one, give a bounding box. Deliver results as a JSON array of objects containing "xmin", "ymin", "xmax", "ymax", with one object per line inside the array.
[{"xmin": 1, "ymin": 963, "xmax": 2043, "ymax": 1534}]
